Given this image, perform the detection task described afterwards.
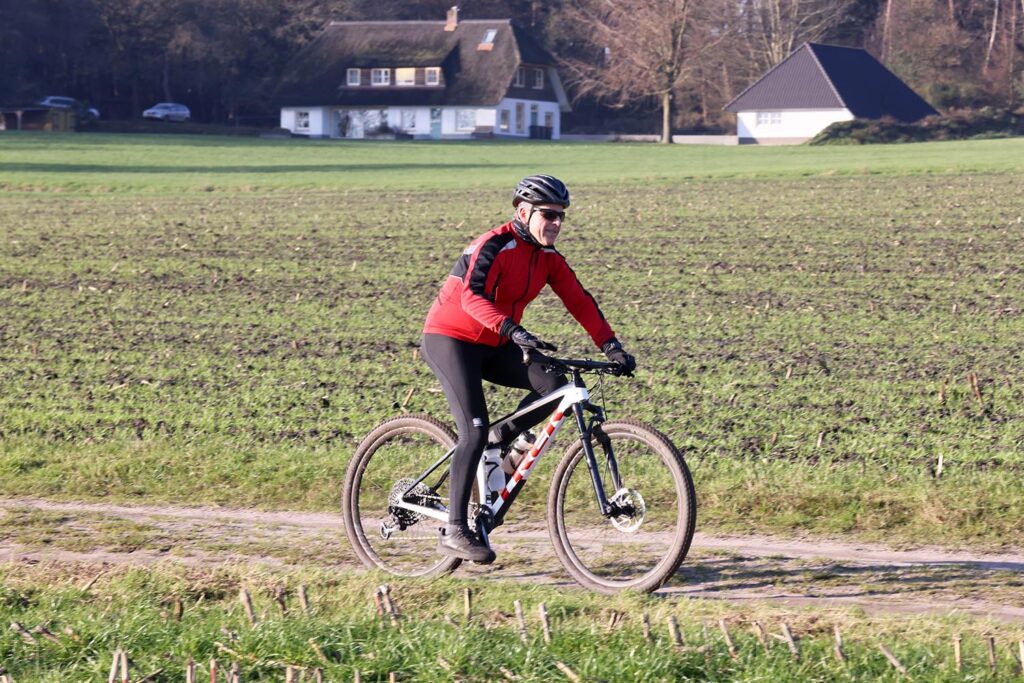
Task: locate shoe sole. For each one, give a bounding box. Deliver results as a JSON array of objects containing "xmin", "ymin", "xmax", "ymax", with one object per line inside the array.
[{"xmin": 438, "ymin": 542, "xmax": 496, "ymax": 565}]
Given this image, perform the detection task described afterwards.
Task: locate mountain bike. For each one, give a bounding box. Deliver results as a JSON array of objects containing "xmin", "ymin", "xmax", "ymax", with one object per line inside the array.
[{"xmin": 341, "ymin": 352, "xmax": 696, "ymax": 594}]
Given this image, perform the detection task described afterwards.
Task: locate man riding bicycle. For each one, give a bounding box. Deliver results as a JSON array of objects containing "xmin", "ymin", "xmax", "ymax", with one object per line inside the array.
[{"xmin": 421, "ymin": 174, "xmax": 636, "ymax": 564}]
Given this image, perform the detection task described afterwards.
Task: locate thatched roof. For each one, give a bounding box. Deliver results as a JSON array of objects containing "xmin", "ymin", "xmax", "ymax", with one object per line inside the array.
[{"xmin": 276, "ymin": 19, "xmax": 558, "ymax": 107}]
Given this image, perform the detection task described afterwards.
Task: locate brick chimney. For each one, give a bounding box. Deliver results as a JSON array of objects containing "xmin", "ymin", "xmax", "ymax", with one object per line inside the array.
[{"xmin": 445, "ymin": 5, "xmax": 459, "ymax": 31}]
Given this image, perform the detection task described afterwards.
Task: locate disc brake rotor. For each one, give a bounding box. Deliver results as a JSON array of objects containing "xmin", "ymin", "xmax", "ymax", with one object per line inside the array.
[{"xmin": 609, "ymin": 487, "xmax": 646, "ymax": 533}]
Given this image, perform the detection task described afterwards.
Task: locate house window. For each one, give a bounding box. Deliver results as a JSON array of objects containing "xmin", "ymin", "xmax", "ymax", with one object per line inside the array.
[
  {"xmin": 544, "ymin": 111, "xmax": 553, "ymax": 129},
  {"xmin": 515, "ymin": 102, "xmax": 525, "ymax": 133},
  {"xmin": 499, "ymin": 109, "xmax": 510, "ymax": 132},
  {"xmin": 371, "ymin": 68, "xmax": 390, "ymax": 86},
  {"xmin": 756, "ymin": 111, "xmax": 782, "ymax": 126},
  {"xmin": 482, "ymin": 29, "xmax": 497, "ymax": 44},
  {"xmin": 425, "ymin": 67, "xmax": 440, "ymax": 85},
  {"xmin": 295, "ymin": 111, "xmax": 310, "ymax": 131},
  {"xmin": 533, "ymin": 68, "xmax": 544, "ymax": 89},
  {"xmin": 514, "ymin": 66, "xmax": 526, "ymax": 87},
  {"xmin": 456, "ymin": 109, "xmax": 476, "ymax": 131},
  {"xmin": 401, "ymin": 109, "xmax": 417, "ymax": 131},
  {"xmin": 395, "ymin": 68, "xmax": 415, "ymax": 86},
  {"xmin": 347, "ymin": 69, "xmax": 360, "ymax": 86}
]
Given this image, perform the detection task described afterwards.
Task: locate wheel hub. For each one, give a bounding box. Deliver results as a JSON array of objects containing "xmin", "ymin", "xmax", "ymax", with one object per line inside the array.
[{"xmin": 609, "ymin": 487, "xmax": 646, "ymax": 533}]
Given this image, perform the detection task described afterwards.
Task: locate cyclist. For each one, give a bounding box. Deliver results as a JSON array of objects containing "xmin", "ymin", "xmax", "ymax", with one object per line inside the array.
[{"xmin": 421, "ymin": 174, "xmax": 636, "ymax": 563}]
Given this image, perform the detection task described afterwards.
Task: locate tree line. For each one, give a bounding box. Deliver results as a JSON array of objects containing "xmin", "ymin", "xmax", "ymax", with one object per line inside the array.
[{"xmin": 0, "ymin": 0, "xmax": 1020, "ymax": 132}]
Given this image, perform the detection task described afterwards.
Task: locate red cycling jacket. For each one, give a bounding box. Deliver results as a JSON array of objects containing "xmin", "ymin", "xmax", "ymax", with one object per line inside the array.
[{"xmin": 423, "ymin": 221, "xmax": 615, "ymax": 348}]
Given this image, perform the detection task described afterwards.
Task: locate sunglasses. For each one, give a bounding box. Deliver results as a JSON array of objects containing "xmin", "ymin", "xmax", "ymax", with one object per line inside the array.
[{"xmin": 533, "ymin": 208, "xmax": 566, "ymax": 222}]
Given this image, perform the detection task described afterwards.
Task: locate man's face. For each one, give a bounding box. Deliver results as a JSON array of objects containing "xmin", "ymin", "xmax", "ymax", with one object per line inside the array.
[{"xmin": 520, "ymin": 203, "xmax": 566, "ymax": 246}]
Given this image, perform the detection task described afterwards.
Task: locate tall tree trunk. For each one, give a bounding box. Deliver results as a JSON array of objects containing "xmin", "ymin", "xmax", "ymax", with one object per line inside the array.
[
  {"xmin": 661, "ymin": 91, "xmax": 672, "ymax": 143},
  {"xmin": 1010, "ymin": 0, "xmax": 1020, "ymax": 106},
  {"xmin": 881, "ymin": 0, "xmax": 894, "ymax": 60},
  {"xmin": 984, "ymin": 0, "xmax": 1000, "ymax": 74}
]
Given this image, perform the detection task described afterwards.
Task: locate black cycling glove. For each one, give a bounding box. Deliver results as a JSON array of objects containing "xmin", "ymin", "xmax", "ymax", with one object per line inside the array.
[
  {"xmin": 502, "ymin": 320, "xmax": 557, "ymax": 353},
  {"xmin": 602, "ymin": 338, "xmax": 636, "ymax": 374}
]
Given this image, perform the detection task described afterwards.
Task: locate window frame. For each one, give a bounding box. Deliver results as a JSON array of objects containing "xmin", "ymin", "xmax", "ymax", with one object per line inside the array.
[
  {"xmin": 425, "ymin": 67, "xmax": 440, "ymax": 86},
  {"xmin": 400, "ymin": 109, "xmax": 417, "ymax": 131},
  {"xmin": 371, "ymin": 68, "xmax": 391, "ymax": 86},
  {"xmin": 533, "ymin": 68, "xmax": 544, "ymax": 89},
  {"xmin": 295, "ymin": 111, "xmax": 310, "ymax": 131},
  {"xmin": 514, "ymin": 66, "xmax": 526, "ymax": 87},
  {"xmin": 347, "ymin": 68, "xmax": 361, "ymax": 86},
  {"xmin": 756, "ymin": 110, "xmax": 782, "ymax": 126},
  {"xmin": 455, "ymin": 108, "xmax": 476, "ymax": 131},
  {"xmin": 395, "ymin": 68, "xmax": 415, "ymax": 86}
]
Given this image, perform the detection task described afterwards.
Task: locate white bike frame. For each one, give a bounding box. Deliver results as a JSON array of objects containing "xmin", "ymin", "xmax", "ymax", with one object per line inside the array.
[{"xmin": 394, "ymin": 382, "xmax": 589, "ymax": 525}]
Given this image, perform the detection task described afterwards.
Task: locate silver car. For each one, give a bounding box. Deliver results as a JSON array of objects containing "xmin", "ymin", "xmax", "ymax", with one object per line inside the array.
[{"xmin": 143, "ymin": 103, "xmax": 191, "ymax": 122}]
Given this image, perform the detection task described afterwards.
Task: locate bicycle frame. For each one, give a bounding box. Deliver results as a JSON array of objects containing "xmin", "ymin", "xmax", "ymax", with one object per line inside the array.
[{"xmin": 394, "ymin": 367, "xmax": 621, "ymax": 532}]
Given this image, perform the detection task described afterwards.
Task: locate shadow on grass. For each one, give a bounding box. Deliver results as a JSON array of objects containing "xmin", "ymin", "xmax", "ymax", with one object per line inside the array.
[{"xmin": 669, "ymin": 555, "xmax": 1024, "ymax": 602}]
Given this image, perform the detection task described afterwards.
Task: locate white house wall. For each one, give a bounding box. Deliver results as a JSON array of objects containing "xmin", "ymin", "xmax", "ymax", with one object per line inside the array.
[
  {"xmin": 495, "ymin": 98, "xmax": 561, "ymax": 139},
  {"xmin": 281, "ymin": 107, "xmax": 330, "ymax": 137},
  {"xmin": 736, "ymin": 108, "xmax": 852, "ymax": 143},
  {"xmin": 281, "ymin": 101, "xmax": 562, "ymax": 139}
]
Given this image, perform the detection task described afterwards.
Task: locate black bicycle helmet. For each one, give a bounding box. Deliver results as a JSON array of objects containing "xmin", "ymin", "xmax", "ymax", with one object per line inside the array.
[{"xmin": 512, "ymin": 174, "xmax": 571, "ymax": 208}]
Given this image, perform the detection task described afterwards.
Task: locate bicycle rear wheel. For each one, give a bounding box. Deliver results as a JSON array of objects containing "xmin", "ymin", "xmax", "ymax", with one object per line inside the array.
[
  {"xmin": 547, "ymin": 419, "xmax": 696, "ymax": 594},
  {"xmin": 342, "ymin": 414, "xmax": 462, "ymax": 577}
]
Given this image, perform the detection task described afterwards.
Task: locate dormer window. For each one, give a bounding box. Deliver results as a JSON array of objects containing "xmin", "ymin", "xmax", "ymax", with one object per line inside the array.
[
  {"xmin": 425, "ymin": 67, "xmax": 440, "ymax": 85},
  {"xmin": 347, "ymin": 68, "xmax": 360, "ymax": 86},
  {"xmin": 533, "ymin": 68, "xmax": 544, "ymax": 89},
  {"xmin": 371, "ymin": 68, "xmax": 390, "ymax": 86},
  {"xmin": 514, "ymin": 66, "xmax": 526, "ymax": 87},
  {"xmin": 395, "ymin": 68, "xmax": 415, "ymax": 86},
  {"xmin": 478, "ymin": 28, "xmax": 498, "ymax": 50}
]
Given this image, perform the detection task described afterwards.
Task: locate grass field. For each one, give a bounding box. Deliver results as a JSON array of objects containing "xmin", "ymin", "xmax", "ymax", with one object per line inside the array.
[
  {"xmin": 1, "ymin": 132, "xmax": 1023, "ymax": 547},
  {"xmin": 1, "ymin": 563, "xmax": 1023, "ymax": 682}
]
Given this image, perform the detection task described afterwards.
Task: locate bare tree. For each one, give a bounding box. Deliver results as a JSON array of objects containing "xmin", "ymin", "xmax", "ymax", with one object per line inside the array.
[
  {"xmin": 559, "ymin": 0, "xmax": 731, "ymax": 143},
  {"xmin": 741, "ymin": 0, "xmax": 857, "ymax": 71}
]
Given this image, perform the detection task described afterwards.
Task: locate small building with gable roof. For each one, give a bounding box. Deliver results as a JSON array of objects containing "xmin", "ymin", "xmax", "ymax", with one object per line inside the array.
[
  {"xmin": 724, "ymin": 42, "xmax": 938, "ymax": 144},
  {"xmin": 275, "ymin": 7, "xmax": 570, "ymax": 139}
]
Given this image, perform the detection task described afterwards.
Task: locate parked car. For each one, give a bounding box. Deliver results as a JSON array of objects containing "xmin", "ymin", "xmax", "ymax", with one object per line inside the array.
[
  {"xmin": 143, "ymin": 103, "xmax": 191, "ymax": 122},
  {"xmin": 36, "ymin": 95, "xmax": 77, "ymax": 109},
  {"xmin": 35, "ymin": 96, "xmax": 99, "ymax": 121}
]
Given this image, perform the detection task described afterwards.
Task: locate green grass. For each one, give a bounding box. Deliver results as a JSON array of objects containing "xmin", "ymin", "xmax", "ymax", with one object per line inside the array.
[
  {"xmin": 1, "ymin": 134, "xmax": 1023, "ymax": 547},
  {"xmin": 1, "ymin": 562, "xmax": 1023, "ymax": 682},
  {"xmin": 1, "ymin": 132, "xmax": 1023, "ymax": 194}
]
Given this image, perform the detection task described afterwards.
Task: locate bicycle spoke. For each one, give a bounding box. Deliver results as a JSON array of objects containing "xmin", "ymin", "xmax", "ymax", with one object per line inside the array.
[
  {"xmin": 549, "ymin": 420, "xmax": 695, "ymax": 593},
  {"xmin": 343, "ymin": 416, "xmax": 462, "ymax": 577}
]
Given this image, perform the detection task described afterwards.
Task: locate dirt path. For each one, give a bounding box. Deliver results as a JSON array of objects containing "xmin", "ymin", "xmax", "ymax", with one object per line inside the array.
[{"xmin": 2, "ymin": 497, "xmax": 1022, "ymax": 621}]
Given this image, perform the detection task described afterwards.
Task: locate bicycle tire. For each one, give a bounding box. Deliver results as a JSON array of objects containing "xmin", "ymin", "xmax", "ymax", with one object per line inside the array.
[
  {"xmin": 547, "ymin": 419, "xmax": 696, "ymax": 594},
  {"xmin": 342, "ymin": 413, "xmax": 463, "ymax": 578}
]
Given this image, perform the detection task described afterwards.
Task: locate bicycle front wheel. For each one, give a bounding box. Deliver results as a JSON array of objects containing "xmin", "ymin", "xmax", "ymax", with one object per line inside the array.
[
  {"xmin": 342, "ymin": 414, "xmax": 462, "ymax": 578},
  {"xmin": 548, "ymin": 419, "xmax": 696, "ymax": 594}
]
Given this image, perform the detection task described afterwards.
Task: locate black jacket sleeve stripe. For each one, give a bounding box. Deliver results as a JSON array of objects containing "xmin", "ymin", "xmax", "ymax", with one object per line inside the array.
[
  {"xmin": 450, "ymin": 252, "xmax": 471, "ymax": 278},
  {"xmin": 467, "ymin": 233, "xmax": 515, "ymax": 301}
]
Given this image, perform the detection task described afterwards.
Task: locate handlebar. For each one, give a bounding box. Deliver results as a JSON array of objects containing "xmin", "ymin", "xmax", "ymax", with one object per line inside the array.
[{"xmin": 522, "ymin": 349, "xmax": 631, "ymax": 377}]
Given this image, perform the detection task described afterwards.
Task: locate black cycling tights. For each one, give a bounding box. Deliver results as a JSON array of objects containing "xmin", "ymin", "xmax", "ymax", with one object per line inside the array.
[{"xmin": 421, "ymin": 333, "xmax": 566, "ymax": 526}]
